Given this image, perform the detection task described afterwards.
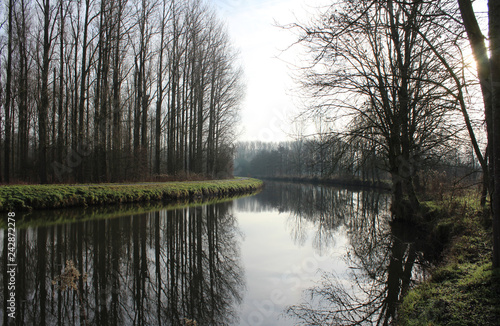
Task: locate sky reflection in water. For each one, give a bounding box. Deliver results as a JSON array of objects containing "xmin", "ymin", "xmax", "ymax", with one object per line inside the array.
[{"xmin": 0, "ymin": 182, "xmax": 431, "ymax": 325}]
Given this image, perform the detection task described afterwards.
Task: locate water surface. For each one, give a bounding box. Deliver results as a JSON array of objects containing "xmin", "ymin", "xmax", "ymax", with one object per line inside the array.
[{"xmin": 1, "ymin": 182, "xmax": 430, "ymax": 325}]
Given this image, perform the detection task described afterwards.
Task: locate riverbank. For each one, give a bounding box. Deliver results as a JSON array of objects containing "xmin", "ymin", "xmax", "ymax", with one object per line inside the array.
[
  {"xmin": 1, "ymin": 191, "xmax": 261, "ymax": 229},
  {"xmin": 398, "ymin": 194, "xmax": 500, "ymax": 325},
  {"xmin": 0, "ymin": 178, "xmax": 263, "ymax": 212},
  {"xmin": 257, "ymin": 175, "xmax": 391, "ymax": 190}
]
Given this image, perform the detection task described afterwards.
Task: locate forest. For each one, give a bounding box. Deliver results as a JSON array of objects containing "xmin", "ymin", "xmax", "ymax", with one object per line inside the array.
[
  {"xmin": 236, "ymin": 139, "xmax": 477, "ymax": 187},
  {"xmin": 0, "ymin": 0, "xmax": 242, "ymax": 183}
]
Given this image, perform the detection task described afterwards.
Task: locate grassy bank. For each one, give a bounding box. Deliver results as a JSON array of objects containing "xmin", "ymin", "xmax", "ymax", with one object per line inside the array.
[
  {"xmin": 1, "ymin": 191, "xmax": 261, "ymax": 229},
  {"xmin": 0, "ymin": 178, "xmax": 263, "ymax": 212},
  {"xmin": 398, "ymin": 195, "xmax": 500, "ymax": 325}
]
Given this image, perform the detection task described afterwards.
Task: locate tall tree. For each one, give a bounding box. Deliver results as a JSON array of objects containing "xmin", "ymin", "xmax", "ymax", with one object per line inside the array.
[
  {"xmin": 38, "ymin": 0, "xmax": 55, "ymax": 184},
  {"xmin": 154, "ymin": 0, "xmax": 169, "ymax": 175},
  {"xmin": 457, "ymin": 0, "xmax": 500, "ymax": 268},
  {"xmin": 489, "ymin": 0, "xmax": 500, "ymax": 268},
  {"xmin": 4, "ymin": 0, "xmax": 13, "ymax": 183},
  {"xmin": 16, "ymin": 0, "xmax": 30, "ymax": 180}
]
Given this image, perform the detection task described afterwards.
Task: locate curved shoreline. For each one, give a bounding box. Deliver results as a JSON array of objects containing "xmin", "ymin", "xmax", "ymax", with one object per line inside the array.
[
  {"xmin": 0, "ymin": 178, "xmax": 264, "ymax": 212},
  {"xmin": 258, "ymin": 176, "xmax": 391, "ymax": 191}
]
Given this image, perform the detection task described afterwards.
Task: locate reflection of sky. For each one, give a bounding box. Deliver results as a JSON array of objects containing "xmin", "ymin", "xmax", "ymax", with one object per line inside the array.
[
  {"xmin": 234, "ymin": 207, "xmax": 349, "ymax": 326},
  {"xmin": 211, "ymin": 0, "xmax": 330, "ymax": 142}
]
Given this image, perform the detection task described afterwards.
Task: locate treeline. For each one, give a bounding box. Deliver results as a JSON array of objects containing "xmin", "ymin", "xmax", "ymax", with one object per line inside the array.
[
  {"xmin": 0, "ymin": 0, "xmax": 242, "ymax": 184},
  {"xmin": 236, "ymin": 139, "xmax": 384, "ymax": 182},
  {"xmin": 236, "ymin": 138, "xmax": 478, "ymax": 186}
]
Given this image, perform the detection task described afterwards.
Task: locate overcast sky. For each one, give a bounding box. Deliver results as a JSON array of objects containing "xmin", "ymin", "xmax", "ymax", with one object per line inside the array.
[{"xmin": 211, "ymin": 0, "xmax": 328, "ymax": 143}]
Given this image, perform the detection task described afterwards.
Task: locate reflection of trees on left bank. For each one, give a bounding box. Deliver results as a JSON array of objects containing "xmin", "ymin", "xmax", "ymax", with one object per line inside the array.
[{"xmin": 0, "ymin": 202, "xmax": 243, "ymax": 326}]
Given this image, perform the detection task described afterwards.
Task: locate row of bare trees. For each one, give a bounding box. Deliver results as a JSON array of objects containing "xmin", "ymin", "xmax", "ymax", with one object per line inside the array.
[
  {"xmin": 236, "ymin": 136, "xmax": 477, "ymax": 188},
  {"xmin": 0, "ymin": 0, "xmax": 242, "ymax": 183},
  {"xmin": 236, "ymin": 138, "xmax": 386, "ymax": 182}
]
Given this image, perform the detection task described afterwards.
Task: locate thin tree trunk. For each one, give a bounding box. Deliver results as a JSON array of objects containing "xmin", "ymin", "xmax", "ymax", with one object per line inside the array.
[
  {"xmin": 39, "ymin": 0, "xmax": 51, "ymax": 184},
  {"xmin": 58, "ymin": 0, "xmax": 65, "ymax": 165},
  {"xmin": 4, "ymin": 0, "xmax": 13, "ymax": 183},
  {"xmin": 17, "ymin": 0, "xmax": 29, "ymax": 180},
  {"xmin": 77, "ymin": 0, "xmax": 90, "ymax": 182},
  {"xmin": 155, "ymin": 3, "xmax": 166, "ymax": 175}
]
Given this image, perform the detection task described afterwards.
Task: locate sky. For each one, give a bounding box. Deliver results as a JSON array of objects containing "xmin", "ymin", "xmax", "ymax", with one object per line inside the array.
[
  {"xmin": 211, "ymin": 0, "xmax": 328, "ymax": 143},
  {"xmin": 211, "ymin": 0, "xmax": 489, "ymax": 143}
]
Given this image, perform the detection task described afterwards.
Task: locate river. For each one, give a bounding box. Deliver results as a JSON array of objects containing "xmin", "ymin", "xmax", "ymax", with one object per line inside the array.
[{"xmin": 1, "ymin": 181, "xmax": 432, "ymax": 325}]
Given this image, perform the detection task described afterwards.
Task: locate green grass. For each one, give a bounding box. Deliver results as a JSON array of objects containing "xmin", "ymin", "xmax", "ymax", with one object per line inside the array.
[
  {"xmin": 1, "ymin": 190, "xmax": 261, "ymax": 229},
  {"xmin": 398, "ymin": 196, "xmax": 500, "ymax": 326},
  {"xmin": 0, "ymin": 178, "xmax": 263, "ymax": 212}
]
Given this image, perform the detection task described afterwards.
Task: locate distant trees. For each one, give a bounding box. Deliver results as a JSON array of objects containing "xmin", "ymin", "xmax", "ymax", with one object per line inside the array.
[
  {"xmin": 0, "ymin": 0, "xmax": 242, "ymax": 183},
  {"xmin": 236, "ymin": 137, "xmax": 476, "ymax": 188},
  {"xmin": 236, "ymin": 136, "xmax": 387, "ymax": 182}
]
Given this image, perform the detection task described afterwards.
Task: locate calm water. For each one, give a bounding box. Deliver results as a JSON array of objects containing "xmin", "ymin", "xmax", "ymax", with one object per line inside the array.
[{"xmin": 1, "ymin": 182, "xmax": 431, "ymax": 325}]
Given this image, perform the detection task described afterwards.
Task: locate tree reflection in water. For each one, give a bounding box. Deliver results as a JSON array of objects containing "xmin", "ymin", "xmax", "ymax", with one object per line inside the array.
[
  {"xmin": 2, "ymin": 182, "xmax": 434, "ymax": 326},
  {"xmin": 0, "ymin": 202, "xmax": 243, "ymax": 326},
  {"xmin": 279, "ymin": 182, "xmax": 430, "ymax": 325}
]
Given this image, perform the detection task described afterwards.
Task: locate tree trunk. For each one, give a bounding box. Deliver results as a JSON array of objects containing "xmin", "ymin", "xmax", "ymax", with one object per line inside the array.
[
  {"xmin": 77, "ymin": 0, "xmax": 90, "ymax": 182},
  {"xmin": 112, "ymin": 0, "xmax": 124, "ymax": 181},
  {"xmin": 57, "ymin": 0, "xmax": 65, "ymax": 166},
  {"xmin": 489, "ymin": 0, "xmax": 500, "ymax": 268},
  {"xmin": 458, "ymin": 0, "xmax": 494, "ymax": 199},
  {"xmin": 17, "ymin": 0, "xmax": 29, "ymax": 180},
  {"xmin": 39, "ymin": 0, "xmax": 51, "ymax": 184},
  {"xmin": 4, "ymin": 0, "xmax": 13, "ymax": 183},
  {"xmin": 154, "ymin": 3, "xmax": 166, "ymax": 176}
]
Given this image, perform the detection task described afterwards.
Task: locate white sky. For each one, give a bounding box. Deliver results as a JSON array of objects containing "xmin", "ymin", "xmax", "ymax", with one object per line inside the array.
[{"xmin": 212, "ymin": 0, "xmax": 328, "ymax": 142}]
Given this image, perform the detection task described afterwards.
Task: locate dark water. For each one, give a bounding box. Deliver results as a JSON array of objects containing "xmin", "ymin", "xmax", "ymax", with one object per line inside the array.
[{"xmin": 1, "ymin": 182, "xmax": 431, "ymax": 325}]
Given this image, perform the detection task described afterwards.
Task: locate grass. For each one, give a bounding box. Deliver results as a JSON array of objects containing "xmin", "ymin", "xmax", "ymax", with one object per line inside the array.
[
  {"xmin": 0, "ymin": 178, "xmax": 263, "ymax": 212},
  {"xmin": 398, "ymin": 194, "xmax": 500, "ymax": 326},
  {"xmin": 1, "ymin": 190, "xmax": 261, "ymax": 229}
]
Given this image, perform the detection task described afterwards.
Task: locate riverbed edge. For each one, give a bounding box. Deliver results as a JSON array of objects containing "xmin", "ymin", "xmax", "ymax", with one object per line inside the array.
[
  {"xmin": 397, "ymin": 197, "xmax": 500, "ymax": 325},
  {"xmin": 256, "ymin": 175, "xmax": 391, "ymax": 191},
  {"xmin": 0, "ymin": 178, "xmax": 264, "ymax": 212}
]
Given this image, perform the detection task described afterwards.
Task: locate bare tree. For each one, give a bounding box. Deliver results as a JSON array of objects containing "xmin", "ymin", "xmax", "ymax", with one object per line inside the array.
[
  {"xmin": 15, "ymin": 0, "xmax": 30, "ymax": 180},
  {"xmin": 1, "ymin": 0, "xmax": 242, "ymax": 183},
  {"xmin": 3, "ymin": 0, "xmax": 13, "ymax": 183},
  {"xmin": 37, "ymin": 0, "xmax": 57, "ymax": 184},
  {"xmin": 286, "ymin": 0, "xmax": 467, "ymax": 217},
  {"xmin": 154, "ymin": 0, "xmax": 169, "ymax": 175}
]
